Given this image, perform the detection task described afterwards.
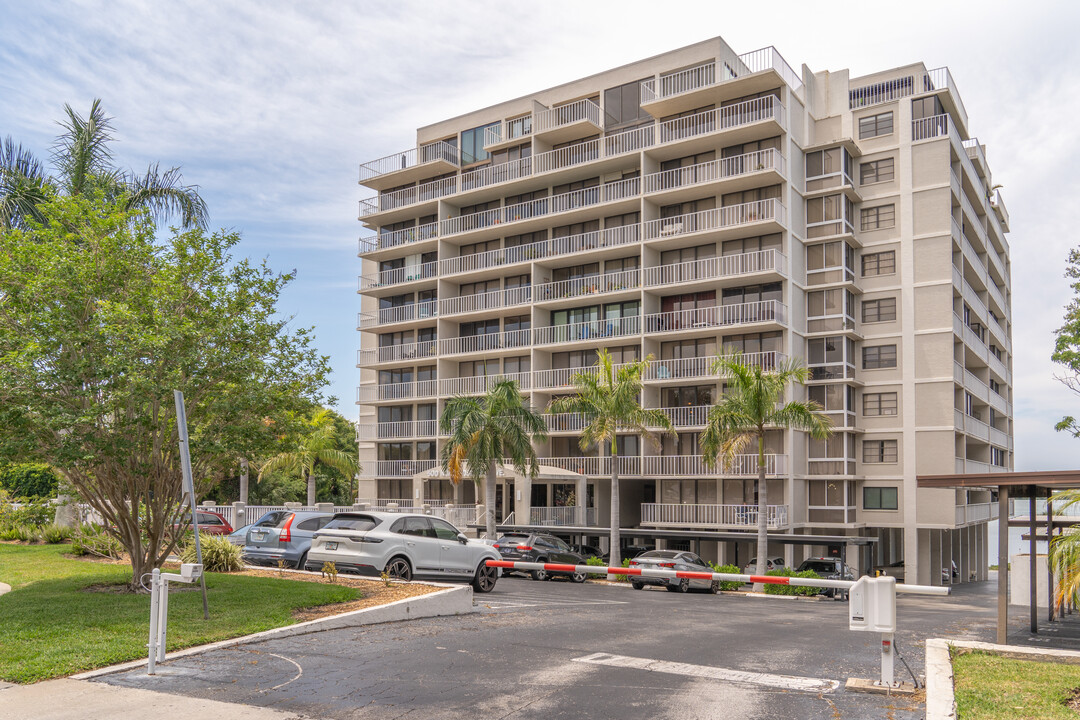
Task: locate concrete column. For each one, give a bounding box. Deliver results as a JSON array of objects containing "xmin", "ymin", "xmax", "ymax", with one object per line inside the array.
[
  {"xmin": 847, "ymin": 541, "xmax": 860, "ymax": 577},
  {"xmin": 576, "ymin": 476, "xmax": 587, "ymax": 526},
  {"xmin": 315, "ymin": 502, "xmax": 334, "ymax": 514},
  {"xmin": 239, "ymin": 458, "xmax": 249, "ymax": 504},
  {"xmin": 515, "ymin": 474, "xmax": 532, "ymax": 527},
  {"xmin": 1029, "ymin": 495, "xmax": 1038, "ymax": 634},
  {"xmin": 997, "ymin": 486, "xmax": 1010, "ymax": 644},
  {"xmin": 232, "ymin": 501, "xmax": 247, "ymax": 529},
  {"xmin": 284, "ymin": 501, "xmax": 302, "ymax": 510}
]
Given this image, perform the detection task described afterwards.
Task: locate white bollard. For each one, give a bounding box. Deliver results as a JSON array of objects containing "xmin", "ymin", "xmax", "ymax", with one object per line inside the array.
[{"xmin": 147, "ymin": 569, "xmax": 162, "ymax": 675}]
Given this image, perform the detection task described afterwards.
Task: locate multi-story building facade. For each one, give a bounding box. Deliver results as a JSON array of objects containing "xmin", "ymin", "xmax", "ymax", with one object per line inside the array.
[{"xmin": 354, "ymin": 37, "xmax": 1012, "ymax": 586}]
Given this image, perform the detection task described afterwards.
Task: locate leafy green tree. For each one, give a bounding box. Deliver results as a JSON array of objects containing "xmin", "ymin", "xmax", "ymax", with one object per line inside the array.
[
  {"xmin": 258, "ymin": 409, "xmax": 359, "ymax": 506},
  {"xmin": 441, "ymin": 380, "xmax": 547, "ymax": 539},
  {"xmin": 1053, "ymin": 248, "xmax": 1080, "ymax": 437},
  {"xmin": 701, "ymin": 354, "xmax": 832, "ymax": 591},
  {"xmin": 0, "ymin": 463, "xmax": 59, "ymax": 499},
  {"xmin": 548, "ymin": 349, "xmax": 674, "ymax": 574},
  {"xmin": 0, "ymin": 193, "xmax": 331, "ymax": 590},
  {"xmin": 0, "ymin": 99, "xmax": 208, "ymax": 230}
]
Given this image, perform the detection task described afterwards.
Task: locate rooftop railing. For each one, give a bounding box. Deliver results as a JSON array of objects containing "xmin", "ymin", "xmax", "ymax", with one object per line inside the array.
[
  {"xmin": 533, "ymin": 98, "xmax": 602, "ymax": 134},
  {"xmin": 359, "ymin": 140, "xmax": 460, "ymax": 183},
  {"xmin": 640, "ymin": 46, "xmax": 802, "ymax": 105}
]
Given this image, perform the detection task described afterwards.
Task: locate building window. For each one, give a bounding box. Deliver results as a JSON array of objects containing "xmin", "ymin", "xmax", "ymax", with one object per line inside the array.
[
  {"xmin": 863, "ymin": 486, "xmax": 899, "ymax": 510},
  {"xmin": 806, "ymin": 193, "xmax": 855, "ymax": 238},
  {"xmin": 860, "ymin": 158, "xmax": 895, "ymax": 184},
  {"xmin": 861, "ymin": 251, "xmax": 896, "ymax": 277},
  {"xmin": 858, "ymin": 112, "xmax": 894, "ymax": 139},
  {"xmin": 604, "ymin": 78, "xmax": 651, "ymax": 128},
  {"xmin": 460, "ymin": 122, "xmax": 499, "ymax": 165},
  {"xmin": 860, "ymin": 205, "xmax": 896, "ymax": 232},
  {"xmin": 862, "ymin": 297, "xmax": 897, "ymax": 323},
  {"xmin": 991, "ymin": 447, "xmax": 1007, "ymax": 467},
  {"xmin": 863, "ymin": 392, "xmax": 898, "ymax": 416},
  {"xmin": 863, "ymin": 345, "xmax": 897, "ymax": 369},
  {"xmin": 863, "ymin": 439, "xmax": 898, "ymax": 464}
]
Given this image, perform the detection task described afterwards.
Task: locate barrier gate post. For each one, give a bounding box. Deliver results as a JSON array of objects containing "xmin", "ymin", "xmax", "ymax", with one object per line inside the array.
[{"xmin": 146, "ymin": 563, "xmax": 203, "ymax": 675}]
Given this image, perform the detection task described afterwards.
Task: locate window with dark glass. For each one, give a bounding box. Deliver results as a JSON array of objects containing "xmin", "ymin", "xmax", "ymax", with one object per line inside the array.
[
  {"xmin": 663, "ymin": 385, "xmax": 714, "ymax": 407},
  {"xmin": 860, "ymin": 158, "xmax": 895, "ymax": 184},
  {"xmin": 862, "ymin": 297, "xmax": 897, "ymax": 323},
  {"xmin": 862, "ymin": 345, "xmax": 897, "ymax": 369},
  {"xmin": 911, "ymin": 96, "xmax": 943, "ymax": 120},
  {"xmin": 417, "ymin": 365, "xmax": 435, "ymax": 382},
  {"xmin": 503, "ymin": 355, "xmax": 530, "ymax": 374},
  {"xmin": 860, "ymin": 205, "xmax": 896, "ymax": 232},
  {"xmin": 661, "ymin": 243, "xmax": 716, "ymax": 265},
  {"xmin": 460, "ymin": 319, "xmax": 499, "ymax": 337},
  {"xmin": 863, "ymin": 486, "xmax": 898, "ymax": 510},
  {"xmin": 722, "ymin": 234, "xmax": 782, "ymax": 256},
  {"xmin": 721, "ymin": 283, "xmax": 782, "ymax": 305},
  {"xmin": 504, "ymin": 315, "xmax": 530, "ymax": 332},
  {"xmin": 863, "ymin": 392, "xmax": 898, "ymax": 416},
  {"xmin": 721, "ymin": 185, "xmax": 781, "ymax": 207},
  {"xmin": 858, "ymin": 112, "xmax": 894, "ymax": 139},
  {"xmin": 861, "ymin": 251, "xmax": 896, "ymax": 276},
  {"xmin": 720, "ymin": 332, "xmax": 781, "ymax": 356},
  {"xmin": 862, "ymin": 440, "xmax": 898, "ymax": 463},
  {"xmin": 553, "ymin": 219, "xmax": 600, "ymax": 238},
  {"xmin": 459, "ymin": 359, "xmax": 498, "ymax": 377},
  {"xmin": 380, "ymin": 368, "xmax": 413, "ymax": 385},
  {"xmin": 378, "ymin": 406, "xmax": 412, "ymax": 423},
  {"xmin": 461, "ymin": 122, "xmax": 499, "ymax": 165},
  {"xmin": 662, "ymin": 338, "xmax": 717, "ymax": 359},
  {"xmin": 604, "ymin": 78, "xmax": 651, "ymax": 128}
]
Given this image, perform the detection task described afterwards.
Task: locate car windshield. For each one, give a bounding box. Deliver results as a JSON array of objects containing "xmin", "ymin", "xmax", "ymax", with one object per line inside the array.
[
  {"xmin": 496, "ymin": 534, "xmax": 530, "ymax": 545},
  {"xmin": 253, "ymin": 511, "xmax": 291, "ymax": 528},
  {"xmin": 800, "ymin": 561, "xmax": 837, "ymax": 574},
  {"xmin": 324, "ymin": 515, "xmax": 379, "ymax": 531},
  {"xmin": 637, "ymin": 550, "xmax": 679, "ymax": 560}
]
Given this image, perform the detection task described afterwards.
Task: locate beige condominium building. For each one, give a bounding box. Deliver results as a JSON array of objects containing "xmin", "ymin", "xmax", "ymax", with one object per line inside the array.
[{"xmin": 354, "ymin": 36, "xmax": 1012, "ymax": 586}]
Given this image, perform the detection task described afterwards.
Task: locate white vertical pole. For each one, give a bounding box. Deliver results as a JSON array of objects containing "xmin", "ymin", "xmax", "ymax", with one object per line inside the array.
[
  {"xmin": 880, "ymin": 632, "xmax": 895, "ymax": 687},
  {"xmin": 174, "ymin": 390, "xmax": 209, "ymax": 619},
  {"xmin": 157, "ymin": 579, "xmax": 169, "ymax": 662},
  {"xmin": 147, "ymin": 568, "xmax": 161, "ymax": 675}
]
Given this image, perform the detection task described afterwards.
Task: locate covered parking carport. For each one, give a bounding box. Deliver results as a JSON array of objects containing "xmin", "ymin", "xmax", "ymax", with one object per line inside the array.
[{"xmin": 919, "ymin": 470, "xmax": 1080, "ymax": 644}]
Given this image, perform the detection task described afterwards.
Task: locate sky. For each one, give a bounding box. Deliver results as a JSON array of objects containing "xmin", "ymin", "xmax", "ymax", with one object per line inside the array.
[{"xmin": 1, "ymin": 0, "xmax": 1078, "ymax": 471}]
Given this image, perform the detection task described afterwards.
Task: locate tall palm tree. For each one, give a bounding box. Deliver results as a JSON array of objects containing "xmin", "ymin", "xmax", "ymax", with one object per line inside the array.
[
  {"xmin": 1, "ymin": 99, "xmax": 208, "ymax": 230},
  {"xmin": 548, "ymin": 349, "xmax": 675, "ymax": 575},
  {"xmin": 1049, "ymin": 491, "xmax": 1080, "ymax": 610},
  {"xmin": 441, "ymin": 379, "xmax": 547, "ymax": 540},
  {"xmin": 258, "ymin": 409, "xmax": 359, "ymax": 506},
  {"xmin": 701, "ymin": 353, "xmax": 832, "ymax": 591}
]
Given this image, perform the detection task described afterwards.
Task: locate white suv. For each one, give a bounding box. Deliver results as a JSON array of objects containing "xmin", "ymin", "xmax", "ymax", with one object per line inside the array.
[{"xmin": 306, "ymin": 512, "xmax": 500, "ymax": 593}]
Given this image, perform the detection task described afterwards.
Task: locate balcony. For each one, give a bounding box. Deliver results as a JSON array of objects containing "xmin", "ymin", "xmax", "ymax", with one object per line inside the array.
[
  {"xmin": 642, "ymin": 148, "xmax": 786, "ymax": 197},
  {"xmin": 441, "ymin": 224, "xmax": 641, "ymax": 277},
  {"xmin": 644, "ymin": 350, "xmax": 783, "ymax": 382},
  {"xmin": 439, "ymin": 371, "xmax": 531, "ymax": 396},
  {"xmin": 639, "ymin": 46, "xmax": 802, "ymax": 116},
  {"xmin": 912, "ymin": 113, "xmax": 950, "ymax": 142},
  {"xmin": 534, "ymin": 315, "xmax": 641, "ymax": 346},
  {"xmin": 533, "ymin": 98, "xmax": 603, "ymax": 144},
  {"xmin": 358, "ymin": 301, "xmax": 438, "ymax": 330},
  {"xmin": 438, "ymin": 329, "xmax": 531, "ymax": 356},
  {"xmin": 534, "ymin": 269, "xmax": 640, "ymax": 305},
  {"xmin": 660, "ymin": 405, "xmax": 711, "ymax": 428},
  {"xmin": 643, "ymin": 248, "xmax": 785, "ymax": 289},
  {"xmin": 530, "ymin": 506, "xmax": 598, "ymax": 527},
  {"xmin": 357, "ymin": 420, "xmax": 439, "ymax": 441},
  {"xmin": 439, "ymin": 286, "xmax": 532, "ymax": 317},
  {"xmin": 644, "ymin": 199, "xmax": 787, "ymax": 243},
  {"xmin": 359, "ymin": 261, "xmax": 438, "ymax": 291},
  {"xmin": 366, "ymin": 460, "xmax": 440, "ymax": 478},
  {"xmin": 991, "ymin": 189, "xmax": 1010, "ymax": 232},
  {"xmin": 644, "ymin": 300, "xmax": 785, "ymax": 335},
  {"xmin": 359, "ymin": 176, "xmax": 457, "ymax": 220},
  {"xmin": 358, "ymin": 140, "xmax": 460, "ymax": 191},
  {"xmin": 850, "ymin": 67, "xmax": 967, "ymax": 132},
  {"xmin": 357, "ymin": 340, "xmax": 437, "ymax": 366},
  {"xmin": 655, "ymin": 96, "xmax": 786, "ymax": 150},
  {"xmin": 539, "ymin": 454, "xmax": 786, "ymax": 478},
  {"xmin": 641, "ymin": 502, "xmax": 789, "ymax": 530},
  {"xmin": 356, "ymin": 380, "xmax": 438, "ymax": 404},
  {"xmin": 484, "ymin": 115, "xmax": 533, "ymax": 150},
  {"xmin": 955, "ymin": 502, "xmax": 999, "ymax": 527},
  {"xmin": 358, "ymin": 222, "xmax": 439, "ymax": 258}
]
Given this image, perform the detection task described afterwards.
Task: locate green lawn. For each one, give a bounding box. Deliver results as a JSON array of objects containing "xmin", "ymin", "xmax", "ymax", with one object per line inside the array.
[
  {"xmin": 0, "ymin": 543, "xmax": 361, "ymax": 683},
  {"xmin": 953, "ymin": 650, "xmax": 1080, "ymax": 719}
]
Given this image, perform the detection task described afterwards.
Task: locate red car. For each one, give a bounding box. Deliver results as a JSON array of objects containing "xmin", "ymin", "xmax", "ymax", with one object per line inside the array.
[{"xmin": 174, "ymin": 510, "xmax": 234, "ymax": 536}]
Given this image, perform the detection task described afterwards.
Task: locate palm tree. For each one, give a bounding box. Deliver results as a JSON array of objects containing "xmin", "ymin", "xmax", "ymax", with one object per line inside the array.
[
  {"xmin": 441, "ymin": 379, "xmax": 547, "ymax": 540},
  {"xmin": 548, "ymin": 349, "xmax": 675, "ymax": 576},
  {"xmin": 701, "ymin": 353, "xmax": 832, "ymax": 591},
  {"xmin": 258, "ymin": 409, "xmax": 359, "ymax": 506},
  {"xmin": 1, "ymin": 99, "xmax": 208, "ymax": 230},
  {"xmin": 1049, "ymin": 491, "xmax": 1080, "ymax": 610}
]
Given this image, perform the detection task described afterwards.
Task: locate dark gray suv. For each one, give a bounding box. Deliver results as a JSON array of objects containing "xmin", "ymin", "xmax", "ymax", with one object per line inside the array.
[{"xmin": 244, "ymin": 510, "xmax": 334, "ymax": 569}]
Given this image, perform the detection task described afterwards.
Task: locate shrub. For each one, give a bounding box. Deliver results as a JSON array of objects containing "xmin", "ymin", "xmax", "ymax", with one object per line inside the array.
[
  {"xmin": 70, "ymin": 525, "xmax": 124, "ymax": 559},
  {"xmin": 179, "ymin": 533, "xmax": 243, "ymax": 573},
  {"xmin": 763, "ymin": 567, "xmax": 822, "ymax": 596},
  {"xmin": 586, "ymin": 555, "xmax": 607, "ymax": 577},
  {"xmin": 40, "ymin": 523, "xmax": 72, "ymax": 544},
  {"xmin": 0, "ymin": 524, "xmax": 38, "ymax": 542},
  {"xmin": 708, "ymin": 563, "xmax": 745, "ymax": 591},
  {"xmin": 0, "ymin": 463, "xmax": 59, "ymax": 499},
  {"xmin": 0, "ymin": 498, "xmax": 54, "ymax": 529},
  {"xmin": 614, "ymin": 557, "xmax": 632, "ymax": 582}
]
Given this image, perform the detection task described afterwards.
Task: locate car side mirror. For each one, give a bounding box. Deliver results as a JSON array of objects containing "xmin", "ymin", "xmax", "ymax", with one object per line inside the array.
[{"xmin": 457, "ymin": 533, "xmax": 468, "ymax": 544}]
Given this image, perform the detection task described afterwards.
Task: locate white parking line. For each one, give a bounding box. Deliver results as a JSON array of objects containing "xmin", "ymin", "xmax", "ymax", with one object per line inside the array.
[
  {"xmin": 571, "ymin": 652, "xmax": 839, "ymax": 693},
  {"xmin": 480, "ymin": 593, "xmax": 629, "ymax": 610}
]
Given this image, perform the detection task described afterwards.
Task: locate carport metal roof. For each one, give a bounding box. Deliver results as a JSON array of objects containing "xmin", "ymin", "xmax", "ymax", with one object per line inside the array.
[
  {"xmin": 918, "ymin": 470, "xmax": 1080, "ymax": 644},
  {"xmin": 469, "ymin": 523, "xmax": 878, "ymax": 547}
]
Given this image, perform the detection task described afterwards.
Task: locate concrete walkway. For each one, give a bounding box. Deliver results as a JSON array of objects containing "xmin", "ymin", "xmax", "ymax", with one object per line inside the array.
[
  {"xmin": 0, "ymin": 582, "xmax": 10, "ymax": 597},
  {"xmin": 0, "ymin": 679, "xmax": 303, "ymax": 720}
]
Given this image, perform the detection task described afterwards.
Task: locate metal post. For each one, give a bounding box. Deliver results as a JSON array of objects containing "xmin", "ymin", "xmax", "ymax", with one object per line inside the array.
[
  {"xmin": 147, "ymin": 569, "xmax": 161, "ymax": 675},
  {"xmin": 174, "ymin": 390, "xmax": 209, "ymax": 619},
  {"xmin": 157, "ymin": 578, "xmax": 169, "ymax": 662},
  {"xmin": 1029, "ymin": 495, "xmax": 1038, "ymax": 634},
  {"xmin": 880, "ymin": 633, "xmax": 895, "ymax": 687},
  {"xmin": 1048, "ymin": 496, "xmax": 1055, "ymax": 622},
  {"xmin": 997, "ymin": 486, "xmax": 1009, "ymax": 644}
]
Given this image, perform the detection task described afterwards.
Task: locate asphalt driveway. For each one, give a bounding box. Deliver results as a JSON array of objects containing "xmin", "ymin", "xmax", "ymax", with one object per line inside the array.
[{"xmin": 96, "ymin": 576, "xmax": 1000, "ymax": 719}]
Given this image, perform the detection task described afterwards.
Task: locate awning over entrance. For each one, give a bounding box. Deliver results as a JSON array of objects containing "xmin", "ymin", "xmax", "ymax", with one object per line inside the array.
[{"xmin": 918, "ymin": 470, "xmax": 1080, "ymax": 643}]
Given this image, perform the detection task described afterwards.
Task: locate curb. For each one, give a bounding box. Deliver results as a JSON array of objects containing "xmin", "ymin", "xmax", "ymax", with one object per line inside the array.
[
  {"xmin": 924, "ymin": 638, "xmax": 1080, "ymax": 720},
  {"xmin": 71, "ymin": 583, "xmax": 474, "ymax": 680}
]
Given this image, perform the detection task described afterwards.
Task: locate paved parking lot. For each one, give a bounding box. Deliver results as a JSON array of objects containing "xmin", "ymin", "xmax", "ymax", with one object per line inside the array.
[{"xmin": 97, "ymin": 575, "xmax": 1000, "ymax": 719}]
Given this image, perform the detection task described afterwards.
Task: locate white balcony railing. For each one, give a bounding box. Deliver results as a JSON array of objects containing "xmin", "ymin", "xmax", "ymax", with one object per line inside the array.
[
  {"xmin": 912, "ymin": 113, "xmax": 950, "ymax": 142},
  {"xmin": 644, "ymin": 300, "xmax": 785, "ymax": 334},
  {"xmin": 641, "ymin": 502, "xmax": 789, "ymax": 529},
  {"xmin": 642, "ymin": 149, "xmax": 785, "ymax": 195},
  {"xmin": 370, "ymin": 460, "xmax": 440, "ymax": 477},
  {"xmin": 644, "ymin": 351, "xmax": 784, "ymax": 381},
  {"xmin": 484, "ymin": 116, "xmax": 533, "ymax": 148},
  {"xmin": 530, "ymin": 506, "xmax": 598, "ymax": 527},
  {"xmin": 643, "ymin": 248, "xmax": 785, "ymax": 287},
  {"xmin": 439, "ymin": 372, "xmax": 532, "ymax": 397},
  {"xmin": 660, "ymin": 405, "xmax": 711, "ymax": 427},
  {"xmin": 644, "ymin": 199, "xmax": 786, "ymax": 241},
  {"xmin": 359, "ymin": 140, "xmax": 460, "ymax": 182},
  {"xmin": 656, "ymin": 96, "xmax": 785, "ymax": 146},
  {"xmin": 360, "ymin": 301, "xmax": 438, "ymax": 328},
  {"xmin": 359, "ymin": 176, "xmax": 457, "ymax": 217},
  {"xmin": 357, "ymin": 380, "xmax": 438, "ymax": 404},
  {"xmin": 357, "ymin": 340, "xmax": 437, "ymax": 366},
  {"xmin": 534, "ymin": 98, "xmax": 602, "ymax": 134},
  {"xmin": 359, "ymin": 261, "xmax": 437, "ymax": 290},
  {"xmin": 357, "ymin": 420, "xmax": 439, "ymax": 441},
  {"xmin": 439, "ymin": 286, "xmax": 532, "ymax": 317},
  {"xmin": 533, "ymin": 315, "xmax": 641, "ymax": 346},
  {"xmin": 358, "ymin": 222, "xmax": 439, "ymax": 256},
  {"xmin": 955, "ymin": 502, "xmax": 999, "ymax": 526},
  {"xmin": 534, "ymin": 269, "xmax": 640, "ymax": 303},
  {"xmin": 539, "ymin": 454, "xmax": 785, "ymax": 477},
  {"xmin": 438, "ymin": 329, "xmax": 532, "ymax": 356},
  {"xmin": 640, "ymin": 46, "xmax": 802, "ymax": 104}
]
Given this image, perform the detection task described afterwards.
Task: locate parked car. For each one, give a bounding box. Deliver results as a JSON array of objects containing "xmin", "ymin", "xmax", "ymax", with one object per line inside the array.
[
  {"xmin": 873, "ymin": 559, "xmax": 906, "ymax": 582},
  {"xmin": 629, "ymin": 550, "xmax": 719, "ymax": 593},
  {"xmin": 174, "ymin": 510, "xmax": 233, "ymax": 536},
  {"xmin": 226, "ymin": 524, "xmax": 251, "ymax": 547},
  {"xmin": 244, "ymin": 510, "xmax": 333, "ymax": 569},
  {"xmin": 742, "ymin": 556, "xmax": 786, "ymax": 576},
  {"xmin": 306, "ymin": 512, "xmax": 501, "ymax": 593},
  {"xmin": 797, "ymin": 557, "xmax": 856, "ymax": 600},
  {"xmin": 621, "ymin": 544, "xmax": 655, "ymax": 559},
  {"xmin": 493, "ymin": 532, "xmax": 588, "ymax": 582},
  {"xmin": 570, "ymin": 543, "xmax": 607, "ymax": 562}
]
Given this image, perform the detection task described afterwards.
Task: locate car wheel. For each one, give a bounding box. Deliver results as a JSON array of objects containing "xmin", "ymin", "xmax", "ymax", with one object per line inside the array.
[
  {"xmin": 631, "ymin": 581, "xmax": 645, "ymax": 590},
  {"xmin": 571, "ymin": 571, "xmax": 587, "ymax": 584},
  {"xmin": 472, "ymin": 563, "xmax": 498, "ymax": 593},
  {"xmin": 677, "ymin": 579, "xmax": 690, "ymax": 593},
  {"xmin": 531, "ymin": 559, "xmax": 548, "ymax": 581},
  {"xmin": 710, "ymin": 581, "xmax": 720, "ymax": 594},
  {"xmin": 295, "ymin": 552, "xmax": 308, "ymax": 570},
  {"xmin": 385, "ymin": 556, "xmax": 412, "ymax": 582}
]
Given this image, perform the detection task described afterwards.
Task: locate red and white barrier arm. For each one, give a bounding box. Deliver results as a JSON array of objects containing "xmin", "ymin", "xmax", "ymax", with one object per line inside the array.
[{"xmin": 485, "ymin": 560, "xmax": 949, "ymax": 596}]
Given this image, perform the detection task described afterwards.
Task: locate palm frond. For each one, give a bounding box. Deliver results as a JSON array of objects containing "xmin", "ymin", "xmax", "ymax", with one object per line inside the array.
[
  {"xmin": 53, "ymin": 98, "xmax": 114, "ymax": 197},
  {"xmin": 257, "ymin": 452, "xmax": 300, "ymax": 481},
  {"xmin": 0, "ymin": 137, "xmax": 49, "ymax": 229},
  {"xmin": 123, "ymin": 163, "xmax": 209, "ymax": 230}
]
